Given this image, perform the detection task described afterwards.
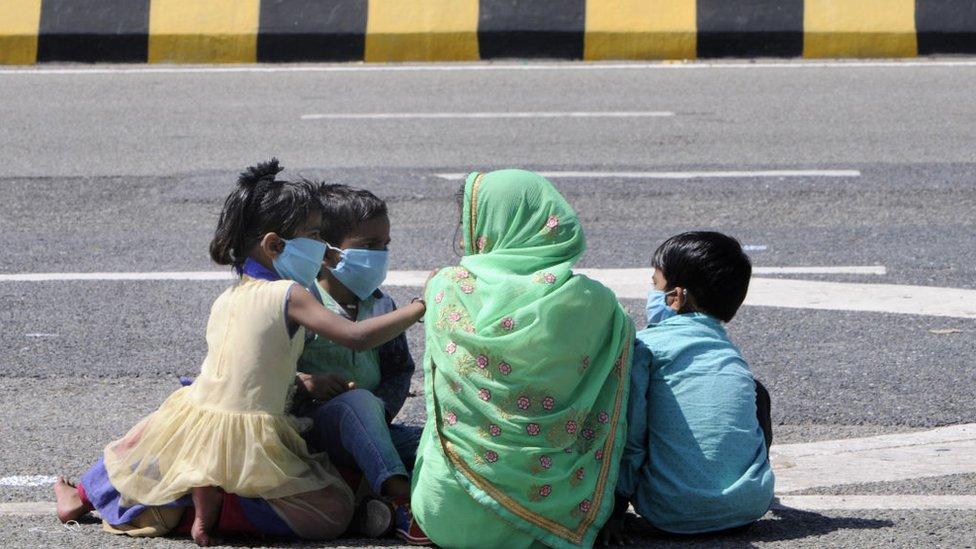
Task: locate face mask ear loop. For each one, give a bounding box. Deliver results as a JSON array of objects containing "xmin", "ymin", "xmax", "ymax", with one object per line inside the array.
[
  {"xmin": 452, "ymin": 223, "xmax": 463, "ymax": 258},
  {"xmin": 324, "ymin": 242, "xmax": 344, "ymax": 264}
]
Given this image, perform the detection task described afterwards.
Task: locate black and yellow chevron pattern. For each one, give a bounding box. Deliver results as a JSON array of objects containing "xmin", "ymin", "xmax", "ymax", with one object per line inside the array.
[{"xmin": 1, "ymin": 0, "xmax": 974, "ymax": 65}]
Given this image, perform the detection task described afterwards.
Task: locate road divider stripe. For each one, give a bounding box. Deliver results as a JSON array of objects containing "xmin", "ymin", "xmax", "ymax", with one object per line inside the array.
[
  {"xmin": 0, "ymin": 0, "xmax": 41, "ymax": 65},
  {"xmin": 584, "ymin": 0, "xmax": 696, "ymax": 61},
  {"xmin": 37, "ymin": 0, "xmax": 149, "ymax": 63},
  {"xmin": 698, "ymin": 0, "xmax": 803, "ymax": 58},
  {"xmin": 916, "ymin": 2, "xmax": 976, "ymax": 55},
  {"xmin": 5, "ymin": 60, "xmax": 976, "ymax": 75},
  {"xmin": 804, "ymin": 0, "xmax": 918, "ymax": 59},
  {"xmin": 257, "ymin": 0, "xmax": 366, "ymax": 62},
  {"xmin": 148, "ymin": 0, "xmax": 260, "ymax": 64},
  {"xmin": 302, "ymin": 111, "xmax": 674, "ymax": 121},
  {"xmin": 365, "ymin": 0, "xmax": 479, "ymax": 62},
  {"xmin": 4, "ymin": 0, "xmax": 976, "ymax": 68},
  {"xmin": 434, "ymin": 170, "xmax": 861, "ymax": 180},
  {"xmin": 478, "ymin": 0, "xmax": 585, "ymax": 60},
  {"xmin": 2, "ymin": 267, "xmax": 973, "ymax": 319}
]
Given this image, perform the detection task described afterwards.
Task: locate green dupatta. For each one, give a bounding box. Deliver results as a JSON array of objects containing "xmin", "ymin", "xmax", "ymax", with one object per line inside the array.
[{"xmin": 419, "ymin": 170, "xmax": 634, "ymax": 548}]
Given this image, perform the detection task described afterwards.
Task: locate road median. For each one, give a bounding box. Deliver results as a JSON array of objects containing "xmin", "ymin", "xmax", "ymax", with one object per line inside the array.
[{"xmin": 2, "ymin": 0, "xmax": 976, "ymax": 65}]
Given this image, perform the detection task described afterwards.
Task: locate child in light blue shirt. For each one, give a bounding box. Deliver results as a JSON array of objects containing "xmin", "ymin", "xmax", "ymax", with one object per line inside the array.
[{"xmin": 610, "ymin": 231, "xmax": 774, "ymax": 538}]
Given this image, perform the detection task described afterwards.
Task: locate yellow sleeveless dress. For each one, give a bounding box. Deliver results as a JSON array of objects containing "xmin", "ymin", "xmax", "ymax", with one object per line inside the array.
[{"xmin": 103, "ymin": 276, "xmax": 346, "ymax": 506}]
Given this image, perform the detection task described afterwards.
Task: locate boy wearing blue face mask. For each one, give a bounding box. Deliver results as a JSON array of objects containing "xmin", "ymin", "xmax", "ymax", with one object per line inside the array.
[
  {"xmin": 291, "ymin": 184, "xmax": 428, "ymax": 544},
  {"xmin": 604, "ymin": 231, "xmax": 773, "ymax": 542}
]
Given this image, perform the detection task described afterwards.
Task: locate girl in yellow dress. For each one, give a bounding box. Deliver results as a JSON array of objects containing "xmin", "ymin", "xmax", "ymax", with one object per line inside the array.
[{"xmin": 54, "ymin": 159, "xmax": 427, "ymax": 546}]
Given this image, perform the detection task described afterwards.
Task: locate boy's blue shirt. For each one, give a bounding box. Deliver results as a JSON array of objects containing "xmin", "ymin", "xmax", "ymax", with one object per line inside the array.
[{"xmin": 618, "ymin": 312, "xmax": 774, "ymax": 534}]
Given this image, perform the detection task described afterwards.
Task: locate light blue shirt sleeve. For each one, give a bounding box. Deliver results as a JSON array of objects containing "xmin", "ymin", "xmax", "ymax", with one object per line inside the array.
[{"xmin": 616, "ymin": 338, "xmax": 652, "ymax": 498}]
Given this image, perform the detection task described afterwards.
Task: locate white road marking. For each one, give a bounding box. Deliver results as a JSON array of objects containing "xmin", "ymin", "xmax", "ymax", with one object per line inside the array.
[
  {"xmin": 569, "ymin": 268, "xmax": 974, "ymax": 319},
  {"xmin": 0, "ymin": 266, "xmax": 881, "ymax": 283},
  {"xmin": 2, "ymin": 60, "xmax": 976, "ymax": 76},
  {"xmin": 24, "ymin": 333, "xmax": 59, "ymax": 338},
  {"xmin": 4, "ymin": 267, "xmax": 974, "ymax": 319},
  {"xmin": 0, "ymin": 271, "xmax": 233, "ymax": 282},
  {"xmin": 0, "ymin": 475, "xmax": 58, "ymax": 487},
  {"xmin": 0, "ymin": 502, "xmax": 55, "ymax": 516},
  {"xmin": 302, "ymin": 111, "xmax": 674, "ymax": 120},
  {"xmin": 744, "ymin": 277, "xmax": 976, "ymax": 319},
  {"xmin": 4, "ymin": 425, "xmax": 976, "ymax": 515},
  {"xmin": 433, "ymin": 170, "xmax": 861, "ymax": 180},
  {"xmin": 743, "ymin": 245, "xmax": 768, "ymax": 251},
  {"xmin": 753, "ymin": 266, "xmax": 886, "ymax": 275},
  {"xmin": 772, "ymin": 424, "xmax": 976, "ymax": 493},
  {"xmin": 774, "ymin": 495, "xmax": 976, "ymax": 511}
]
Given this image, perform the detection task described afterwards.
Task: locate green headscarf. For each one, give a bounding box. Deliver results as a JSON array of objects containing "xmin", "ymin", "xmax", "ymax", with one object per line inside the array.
[{"xmin": 419, "ymin": 169, "xmax": 635, "ymax": 548}]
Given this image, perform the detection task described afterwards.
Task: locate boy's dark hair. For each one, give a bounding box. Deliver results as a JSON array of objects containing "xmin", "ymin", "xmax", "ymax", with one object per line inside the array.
[
  {"xmin": 210, "ymin": 158, "xmax": 321, "ymax": 271},
  {"xmin": 315, "ymin": 184, "xmax": 388, "ymax": 244},
  {"xmin": 651, "ymin": 231, "xmax": 752, "ymax": 322}
]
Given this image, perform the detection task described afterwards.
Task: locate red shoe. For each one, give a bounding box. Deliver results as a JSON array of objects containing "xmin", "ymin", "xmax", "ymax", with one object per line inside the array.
[{"xmin": 391, "ymin": 497, "xmax": 431, "ymax": 545}]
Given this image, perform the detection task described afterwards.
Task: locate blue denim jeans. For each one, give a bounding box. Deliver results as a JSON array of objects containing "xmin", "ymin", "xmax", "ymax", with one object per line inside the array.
[{"xmin": 302, "ymin": 389, "xmax": 422, "ymax": 494}]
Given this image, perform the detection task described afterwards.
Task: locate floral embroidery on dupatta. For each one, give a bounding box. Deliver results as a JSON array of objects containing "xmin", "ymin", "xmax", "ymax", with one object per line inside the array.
[
  {"xmin": 539, "ymin": 214, "xmax": 561, "ymax": 239},
  {"xmin": 529, "ymin": 483, "xmax": 553, "ymax": 502},
  {"xmin": 472, "ymin": 446, "xmax": 501, "ymax": 467},
  {"xmin": 533, "ymin": 271, "xmax": 558, "ymax": 285},
  {"xmin": 475, "ymin": 236, "xmax": 489, "ymax": 253}
]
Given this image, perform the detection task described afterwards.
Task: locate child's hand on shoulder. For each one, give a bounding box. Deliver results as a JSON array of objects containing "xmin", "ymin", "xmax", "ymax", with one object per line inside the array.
[{"xmin": 297, "ymin": 373, "xmax": 355, "ymax": 402}]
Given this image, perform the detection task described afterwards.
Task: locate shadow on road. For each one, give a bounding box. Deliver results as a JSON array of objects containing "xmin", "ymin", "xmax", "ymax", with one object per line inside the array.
[
  {"xmin": 620, "ymin": 506, "xmax": 895, "ymax": 548},
  {"xmin": 43, "ymin": 504, "xmax": 894, "ymax": 548}
]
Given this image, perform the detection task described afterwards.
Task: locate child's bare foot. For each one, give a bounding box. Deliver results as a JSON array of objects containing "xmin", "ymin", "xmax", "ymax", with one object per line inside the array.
[
  {"xmin": 54, "ymin": 476, "xmax": 92, "ymax": 523},
  {"xmin": 190, "ymin": 486, "xmax": 223, "ymax": 547}
]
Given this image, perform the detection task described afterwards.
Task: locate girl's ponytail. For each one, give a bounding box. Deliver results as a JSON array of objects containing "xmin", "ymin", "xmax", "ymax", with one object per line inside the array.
[
  {"xmin": 209, "ymin": 189, "xmax": 246, "ymax": 268},
  {"xmin": 209, "ymin": 159, "xmax": 317, "ymax": 272}
]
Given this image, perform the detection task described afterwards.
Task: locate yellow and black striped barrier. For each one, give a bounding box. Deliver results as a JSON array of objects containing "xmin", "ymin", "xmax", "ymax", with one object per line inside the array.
[{"xmin": 1, "ymin": 0, "xmax": 975, "ymax": 65}]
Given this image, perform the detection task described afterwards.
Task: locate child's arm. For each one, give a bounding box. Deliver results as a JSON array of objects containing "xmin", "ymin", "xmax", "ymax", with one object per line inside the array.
[
  {"xmin": 616, "ymin": 340, "xmax": 652, "ymax": 500},
  {"xmin": 288, "ymin": 286, "xmax": 425, "ymax": 351}
]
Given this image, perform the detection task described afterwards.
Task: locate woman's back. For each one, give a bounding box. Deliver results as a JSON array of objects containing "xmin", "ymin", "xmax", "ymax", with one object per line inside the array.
[{"xmin": 412, "ymin": 169, "xmax": 634, "ymax": 549}]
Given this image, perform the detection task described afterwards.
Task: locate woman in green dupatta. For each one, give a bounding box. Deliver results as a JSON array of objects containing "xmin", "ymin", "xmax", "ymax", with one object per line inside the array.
[{"xmin": 411, "ymin": 169, "xmax": 635, "ymax": 548}]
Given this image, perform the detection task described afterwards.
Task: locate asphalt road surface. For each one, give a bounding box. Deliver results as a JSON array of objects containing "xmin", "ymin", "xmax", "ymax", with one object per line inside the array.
[{"xmin": 1, "ymin": 60, "xmax": 975, "ymax": 548}]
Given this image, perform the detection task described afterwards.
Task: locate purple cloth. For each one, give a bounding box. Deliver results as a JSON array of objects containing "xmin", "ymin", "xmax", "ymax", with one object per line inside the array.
[
  {"xmin": 80, "ymin": 458, "xmax": 189, "ymax": 526},
  {"xmin": 81, "ymin": 459, "xmax": 295, "ymax": 537},
  {"xmin": 241, "ymin": 258, "xmax": 280, "ymax": 281}
]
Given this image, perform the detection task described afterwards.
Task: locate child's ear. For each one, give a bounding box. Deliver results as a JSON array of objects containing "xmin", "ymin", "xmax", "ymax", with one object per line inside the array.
[
  {"xmin": 670, "ymin": 287, "xmax": 687, "ymax": 312},
  {"xmin": 260, "ymin": 233, "xmax": 285, "ymax": 258}
]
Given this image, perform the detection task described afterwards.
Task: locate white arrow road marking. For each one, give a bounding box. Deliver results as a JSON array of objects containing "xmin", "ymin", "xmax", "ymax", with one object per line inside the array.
[
  {"xmin": 772, "ymin": 424, "xmax": 976, "ymax": 493},
  {"xmin": 773, "ymin": 495, "xmax": 976, "ymax": 511}
]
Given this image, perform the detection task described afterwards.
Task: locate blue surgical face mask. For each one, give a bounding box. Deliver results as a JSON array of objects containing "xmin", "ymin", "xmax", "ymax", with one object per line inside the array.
[
  {"xmin": 646, "ymin": 289, "xmax": 681, "ymax": 326},
  {"xmin": 327, "ymin": 244, "xmax": 390, "ymax": 301},
  {"xmin": 272, "ymin": 237, "xmax": 327, "ymax": 290}
]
